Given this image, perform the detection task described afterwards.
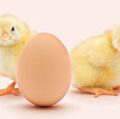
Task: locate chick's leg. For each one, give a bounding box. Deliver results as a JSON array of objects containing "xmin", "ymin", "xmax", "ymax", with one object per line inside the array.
[
  {"xmin": 79, "ymin": 86, "xmax": 118, "ymax": 97},
  {"xmin": 0, "ymin": 82, "xmax": 20, "ymax": 96}
]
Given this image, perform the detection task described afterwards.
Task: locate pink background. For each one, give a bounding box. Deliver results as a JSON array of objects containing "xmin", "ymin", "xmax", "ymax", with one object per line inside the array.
[{"xmin": 0, "ymin": 0, "xmax": 120, "ymax": 119}]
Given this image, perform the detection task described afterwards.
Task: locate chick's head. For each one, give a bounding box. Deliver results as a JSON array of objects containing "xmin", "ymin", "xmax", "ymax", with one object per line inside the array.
[{"xmin": 0, "ymin": 14, "xmax": 30, "ymax": 46}]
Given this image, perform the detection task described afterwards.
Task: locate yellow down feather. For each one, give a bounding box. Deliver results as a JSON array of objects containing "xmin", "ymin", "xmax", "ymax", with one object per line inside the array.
[
  {"xmin": 71, "ymin": 30, "xmax": 120, "ymax": 88},
  {"xmin": 0, "ymin": 14, "xmax": 32, "ymax": 80}
]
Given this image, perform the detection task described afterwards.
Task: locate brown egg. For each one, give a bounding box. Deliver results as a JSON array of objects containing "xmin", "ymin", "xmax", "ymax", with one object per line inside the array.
[{"xmin": 16, "ymin": 33, "xmax": 71, "ymax": 106}]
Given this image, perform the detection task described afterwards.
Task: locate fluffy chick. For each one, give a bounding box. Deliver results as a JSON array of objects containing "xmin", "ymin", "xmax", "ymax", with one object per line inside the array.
[
  {"xmin": 0, "ymin": 14, "xmax": 32, "ymax": 96},
  {"xmin": 71, "ymin": 28, "xmax": 120, "ymax": 96}
]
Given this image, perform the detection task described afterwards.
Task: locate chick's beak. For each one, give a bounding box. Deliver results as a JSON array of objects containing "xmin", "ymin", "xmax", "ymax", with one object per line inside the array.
[{"xmin": 2, "ymin": 32, "xmax": 9, "ymax": 40}]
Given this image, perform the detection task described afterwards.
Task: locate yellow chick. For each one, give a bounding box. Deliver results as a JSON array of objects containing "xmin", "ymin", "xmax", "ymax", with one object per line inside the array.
[
  {"xmin": 71, "ymin": 27, "xmax": 120, "ymax": 96},
  {"xmin": 0, "ymin": 14, "xmax": 32, "ymax": 96}
]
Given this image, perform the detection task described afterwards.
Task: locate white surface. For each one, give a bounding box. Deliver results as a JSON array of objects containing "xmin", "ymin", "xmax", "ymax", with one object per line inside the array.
[
  {"xmin": 0, "ymin": 78, "xmax": 120, "ymax": 119},
  {"xmin": 0, "ymin": 0, "xmax": 120, "ymax": 119}
]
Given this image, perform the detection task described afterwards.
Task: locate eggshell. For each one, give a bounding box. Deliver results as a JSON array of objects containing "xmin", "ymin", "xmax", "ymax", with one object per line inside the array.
[{"xmin": 16, "ymin": 33, "xmax": 71, "ymax": 106}]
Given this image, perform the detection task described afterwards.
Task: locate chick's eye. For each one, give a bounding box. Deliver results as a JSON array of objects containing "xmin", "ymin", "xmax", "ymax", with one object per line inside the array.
[{"xmin": 11, "ymin": 27, "xmax": 15, "ymax": 32}]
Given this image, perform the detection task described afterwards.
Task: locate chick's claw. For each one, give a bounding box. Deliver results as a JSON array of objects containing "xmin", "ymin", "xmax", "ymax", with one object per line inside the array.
[
  {"xmin": 78, "ymin": 87, "xmax": 118, "ymax": 97},
  {"xmin": 113, "ymin": 85, "xmax": 120, "ymax": 91},
  {"xmin": 11, "ymin": 88, "xmax": 20, "ymax": 96}
]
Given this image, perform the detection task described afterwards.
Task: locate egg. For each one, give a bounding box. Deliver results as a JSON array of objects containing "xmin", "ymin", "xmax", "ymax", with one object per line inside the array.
[{"xmin": 16, "ymin": 33, "xmax": 71, "ymax": 106}]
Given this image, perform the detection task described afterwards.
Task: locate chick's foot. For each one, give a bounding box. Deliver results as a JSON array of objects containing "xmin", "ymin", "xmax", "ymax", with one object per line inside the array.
[
  {"xmin": 78, "ymin": 86, "xmax": 118, "ymax": 97},
  {"xmin": 0, "ymin": 82, "xmax": 20, "ymax": 96}
]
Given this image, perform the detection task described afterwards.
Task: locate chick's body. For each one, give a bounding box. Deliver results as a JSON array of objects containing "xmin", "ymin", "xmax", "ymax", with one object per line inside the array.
[{"xmin": 71, "ymin": 33, "xmax": 120, "ymax": 91}]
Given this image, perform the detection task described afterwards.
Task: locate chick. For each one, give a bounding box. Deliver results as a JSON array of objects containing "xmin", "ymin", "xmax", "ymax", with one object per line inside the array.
[
  {"xmin": 71, "ymin": 28, "xmax": 120, "ymax": 96},
  {"xmin": 0, "ymin": 14, "xmax": 32, "ymax": 96}
]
